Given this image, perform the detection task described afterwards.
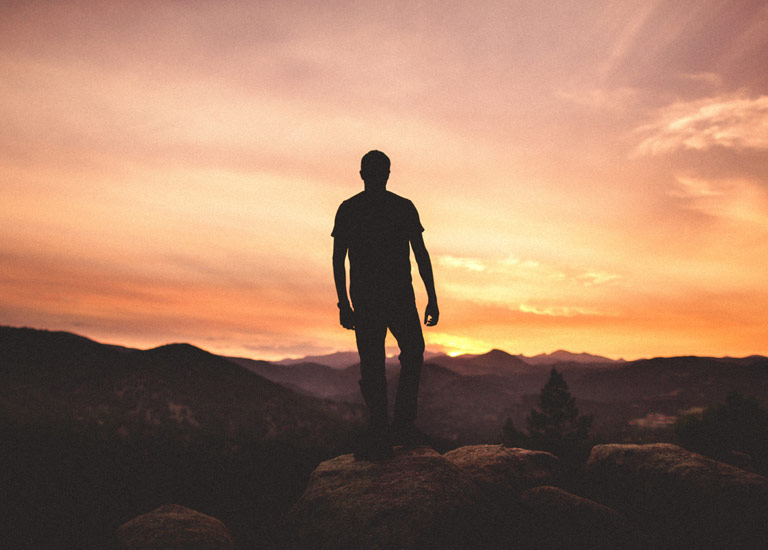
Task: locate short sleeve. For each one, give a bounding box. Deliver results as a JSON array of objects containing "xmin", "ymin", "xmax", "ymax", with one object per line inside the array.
[
  {"xmin": 409, "ymin": 201, "xmax": 425, "ymax": 235},
  {"xmin": 331, "ymin": 203, "xmax": 348, "ymax": 239}
]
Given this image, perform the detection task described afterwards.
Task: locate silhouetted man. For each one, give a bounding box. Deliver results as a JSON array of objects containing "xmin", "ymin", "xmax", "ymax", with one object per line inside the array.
[{"xmin": 333, "ymin": 150, "xmax": 439, "ymax": 461}]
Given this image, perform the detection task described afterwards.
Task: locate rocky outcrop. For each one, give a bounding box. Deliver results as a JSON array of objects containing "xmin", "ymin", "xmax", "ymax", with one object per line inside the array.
[
  {"xmin": 285, "ymin": 446, "xmax": 487, "ymax": 550},
  {"xmin": 519, "ymin": 486, "xmax": 640, "ymax": 550},
  {"xmin": 585, "ymin": 443, "xmax": 768, "ymax": 549},
  {"xmin": 443, "ymin": 445, "xmax": 559, "ymax": 504},
  {"xmin": 116, "ymin": 504, "xmax": 235, "ymax": 550}
]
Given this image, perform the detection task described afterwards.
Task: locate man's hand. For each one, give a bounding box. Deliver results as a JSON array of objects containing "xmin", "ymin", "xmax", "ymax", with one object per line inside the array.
[
  {"xmin": 424, "ymin": 301, "xmax": 439, "ymax": 327},
  {"xmin": 339, "ymin": 303, "xmax": 355, "ymax": 330}
]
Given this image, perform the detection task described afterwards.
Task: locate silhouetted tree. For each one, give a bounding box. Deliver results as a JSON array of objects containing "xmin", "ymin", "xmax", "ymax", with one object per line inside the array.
[
  {"xmin": 675, "ymin": 392, "xmax": 768, "ymax": 475},
  {"xmin": 526, "ymin": 368, "xmax": 592, "ymax": 461}
]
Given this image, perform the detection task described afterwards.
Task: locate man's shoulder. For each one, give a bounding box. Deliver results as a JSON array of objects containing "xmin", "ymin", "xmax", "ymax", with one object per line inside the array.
[
  {"xmin": 337, "ymin": 191, "xmax": 366, "ymax": 209},
  {"xmin": 337, "ymin": 191, "xmax": 418, "ymax": 214},
  {"xmin": 338, "ymin": 190, "xmax": 416, "ymax": 206},
  {"xmin": 386, "ymin": 191, "xmax": 418, "ymax": 210},
  {"xmin": 386, "ymin": 190, "xmax": 409, "ymax": 201}
]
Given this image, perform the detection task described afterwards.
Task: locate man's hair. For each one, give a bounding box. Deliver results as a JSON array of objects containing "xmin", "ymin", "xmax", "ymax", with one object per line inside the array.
[{"xmin": 361, "ymin": 150, "xmax": 390, "ymax": 174}]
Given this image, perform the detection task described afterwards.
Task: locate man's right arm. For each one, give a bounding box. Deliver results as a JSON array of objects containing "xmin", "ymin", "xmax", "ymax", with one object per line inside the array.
[{"xmin": 332, "ymin": 237, "xmax": 355, "ymax": 329}]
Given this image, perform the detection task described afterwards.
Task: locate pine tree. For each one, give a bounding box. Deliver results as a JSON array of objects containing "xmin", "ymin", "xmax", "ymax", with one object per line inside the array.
[{"xmin": 526, "ymin": 368, "xmax": 592, "ymax": 459}]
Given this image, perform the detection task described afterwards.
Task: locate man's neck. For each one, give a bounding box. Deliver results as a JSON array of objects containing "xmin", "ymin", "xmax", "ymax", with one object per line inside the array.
[{"xmin": 363, "ymin": 186, "xmax": 387, "ymax": 198}]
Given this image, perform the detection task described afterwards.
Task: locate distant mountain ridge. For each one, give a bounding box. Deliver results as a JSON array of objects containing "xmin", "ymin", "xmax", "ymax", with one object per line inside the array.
[
  {"xmin": 427, "ymin": 349, "xmax": 534, "ymax": 377},
  {"xmin": 276, "ymin": 350, "xmax": 446, "ymax": 369},
  {"xmin": 276, "ymin": 351, "xmax": 361, "ymax": 369},
  {"xmin": 520, "ymin": 349, "xmax": 625, "ymax": 365},
  {"xmin": 275, "ymin": 348, "xmax": 622, "ymax": 369}
]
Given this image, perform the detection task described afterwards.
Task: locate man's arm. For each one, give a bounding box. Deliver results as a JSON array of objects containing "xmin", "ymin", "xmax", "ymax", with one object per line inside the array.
[
  {"xmin": 411, "ymin": 233, "xmax": 439, "ymax": 326},
  {"xmin": 332, "ymin": 237, "xmax": 355, "ymax": 329}
]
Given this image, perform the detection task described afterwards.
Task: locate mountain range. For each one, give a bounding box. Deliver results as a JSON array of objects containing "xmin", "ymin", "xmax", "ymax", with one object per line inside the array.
[
  {"xmin": 233, "ymin": 346, "xmax": 768, "ymax": 443},
  {"xmin": 3, "ymin": 325, "xmax": 767, "ymax": 444},
  {"xmin": 274, "ymin": 348, "xmax": 623, "ymax": 370}
]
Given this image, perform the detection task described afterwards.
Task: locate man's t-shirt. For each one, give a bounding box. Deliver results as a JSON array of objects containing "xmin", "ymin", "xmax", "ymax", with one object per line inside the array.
[{"xmin": 332, "ymin": 190, "xmax": 424, "ymax": 305}]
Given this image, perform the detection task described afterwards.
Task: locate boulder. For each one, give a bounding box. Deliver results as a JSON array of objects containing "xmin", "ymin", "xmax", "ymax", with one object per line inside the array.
[
  {"xmin": 116, "ymin": 504, "xmax": 235, "ymax": 550},
  {"xmin": 585, "ymin": 443, "xmax": 768, "ymax": 549},
  {"xmin": 518, "ymin": 486, "xmax": 640, "ymax": 550},
  {"xmin": 439, "ymin": 445, "xmax": 561, "ymax": 549},
  {"xmin": 443, "ymin": 445, "xmax": 559, "ymax": 503},
  {"xmin": 285, "ymin": 446, "xmax": 487, "ymax": 550}
]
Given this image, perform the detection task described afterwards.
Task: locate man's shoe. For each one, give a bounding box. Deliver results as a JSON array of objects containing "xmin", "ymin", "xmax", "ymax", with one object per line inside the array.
[
  {"xmin": 353, "ymin": 428, "xmax": 394, "ymax": 462},
  {"xmin": 390, "ymin": 423, "xmax": 431, "ymax": 449}
]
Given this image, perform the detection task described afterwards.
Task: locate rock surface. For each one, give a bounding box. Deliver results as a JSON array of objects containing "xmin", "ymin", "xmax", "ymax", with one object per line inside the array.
[
  {"xmin": 116, "ymin": 504, "xmax": 235, "ymax": 550},
  {"xmin": 285, "ymin": 443, "xmax": 768, "ymax": 550},
  {"xmin": 439, "ymin": 445, "xmax": 563, "ymax": 548},
  {"xmin": 586, "ymin": 443, "xmax": 768, "ymax": 549},
  {"xmin": 443, "ymin": 445, "xmax": 559, "ymax": 503},
  {"xmin": 285, "ymin": 446, "xmax": 487, "ymax": 550},
  {"xmin": 519, "ymin": 486, "xmax": 639, "ymax": 550}
]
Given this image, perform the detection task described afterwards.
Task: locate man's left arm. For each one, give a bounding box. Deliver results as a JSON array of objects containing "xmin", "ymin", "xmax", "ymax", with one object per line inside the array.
[{"xmin": 411, "ymin": 232, "xmax": 439, "ymax": 326}]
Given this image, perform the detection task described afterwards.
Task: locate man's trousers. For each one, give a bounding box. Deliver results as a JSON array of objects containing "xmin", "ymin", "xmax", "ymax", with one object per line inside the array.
[{"xmin": 353, "ymin": 297, "xmax": 425, "ymax": 429}]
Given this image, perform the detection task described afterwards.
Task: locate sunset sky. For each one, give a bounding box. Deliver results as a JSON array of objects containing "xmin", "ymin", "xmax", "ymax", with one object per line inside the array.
[{"xmin": 2, "ymin": 1, "xmax": 768, "ymax": 361}]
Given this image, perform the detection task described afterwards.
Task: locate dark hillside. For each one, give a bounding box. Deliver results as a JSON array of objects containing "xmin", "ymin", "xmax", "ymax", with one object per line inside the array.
[
  {"xmin": 0, "ymin": 326, "xmax": 361, "ymax": 550},
  {"xmin": 402, "ymin": 363, "xmax": 531, "ymax": 444},
  {"xmin": 230, "ymin": 355, "xmax": 361, "ymax": 399},
  {"xmin": 570, "ymin": 356, "xmax": 768, "ymax": 404},
  {"xmin": 0, "ymin": 326, "xmax": 135, "ymax": 383}
]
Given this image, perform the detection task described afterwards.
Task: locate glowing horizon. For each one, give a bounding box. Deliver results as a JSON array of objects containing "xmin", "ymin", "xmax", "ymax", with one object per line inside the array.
[{"xmin": 2, "ymin": 1, "xmax": 768, "ymax": 362}]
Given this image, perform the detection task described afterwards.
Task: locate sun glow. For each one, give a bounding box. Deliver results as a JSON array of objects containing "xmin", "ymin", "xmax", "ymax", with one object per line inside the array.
[{"xmin": 425, "ymin": 332, "xmax": 493, "ymax": 358}]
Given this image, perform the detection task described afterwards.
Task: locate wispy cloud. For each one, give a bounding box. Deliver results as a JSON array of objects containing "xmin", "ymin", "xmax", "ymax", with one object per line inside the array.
[
  {"xmin": 678, "ymin": 72, "xmax": 723, "ymax": 87},
  {"xmin": 669, "ymin": 175, "xmax": 768, "ymax": 227},
  {"xmin": 439, "ymin": 255, "xmax": 618, "ymax": 286},
  {"xmin": 634, "ymin": 94, "xmax": 768, "ymax": 156},
  {"xmin": 438, "ymin": 255, "xmax": 486, "ymax": 272},
  {"xmin": 496, "ymin": 257, "xmax": 543, "ymax": 271},
  {"xmin": 437, "ymin": 253, "xmax": 621, "ymax": 321},
  {"xmin": 518, "ymin": 304, "xmax": 606, "ymax": 317},
  {"xmin": 598, "ymin": 0, "xmax": 660, "ymax": 80},
  {"xmin": 669, "ymin": 176, "xmax": 724, "ymax": 198},
  {"xmin": 578, "ymin": 272, "xmax": 621, "ymax": 286}
]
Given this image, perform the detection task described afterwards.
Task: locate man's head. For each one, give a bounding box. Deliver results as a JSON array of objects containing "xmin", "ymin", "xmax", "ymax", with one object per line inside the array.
[{"xmin": 360, "ymin": 150, "xmax": 390, "ymax": 192}]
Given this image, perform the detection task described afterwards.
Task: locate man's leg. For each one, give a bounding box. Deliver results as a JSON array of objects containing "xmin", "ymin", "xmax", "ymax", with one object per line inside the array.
[
  {"xmin": 353, "ymin": 309, "xmax": 392, "ymax": 459},
  {"xmin": 355, "ymin": 315, "xmax": 388, "ymax": 429},
  {"xmin": 388, "ymin": 301, "xmax": 425, "ymax": 431}
]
